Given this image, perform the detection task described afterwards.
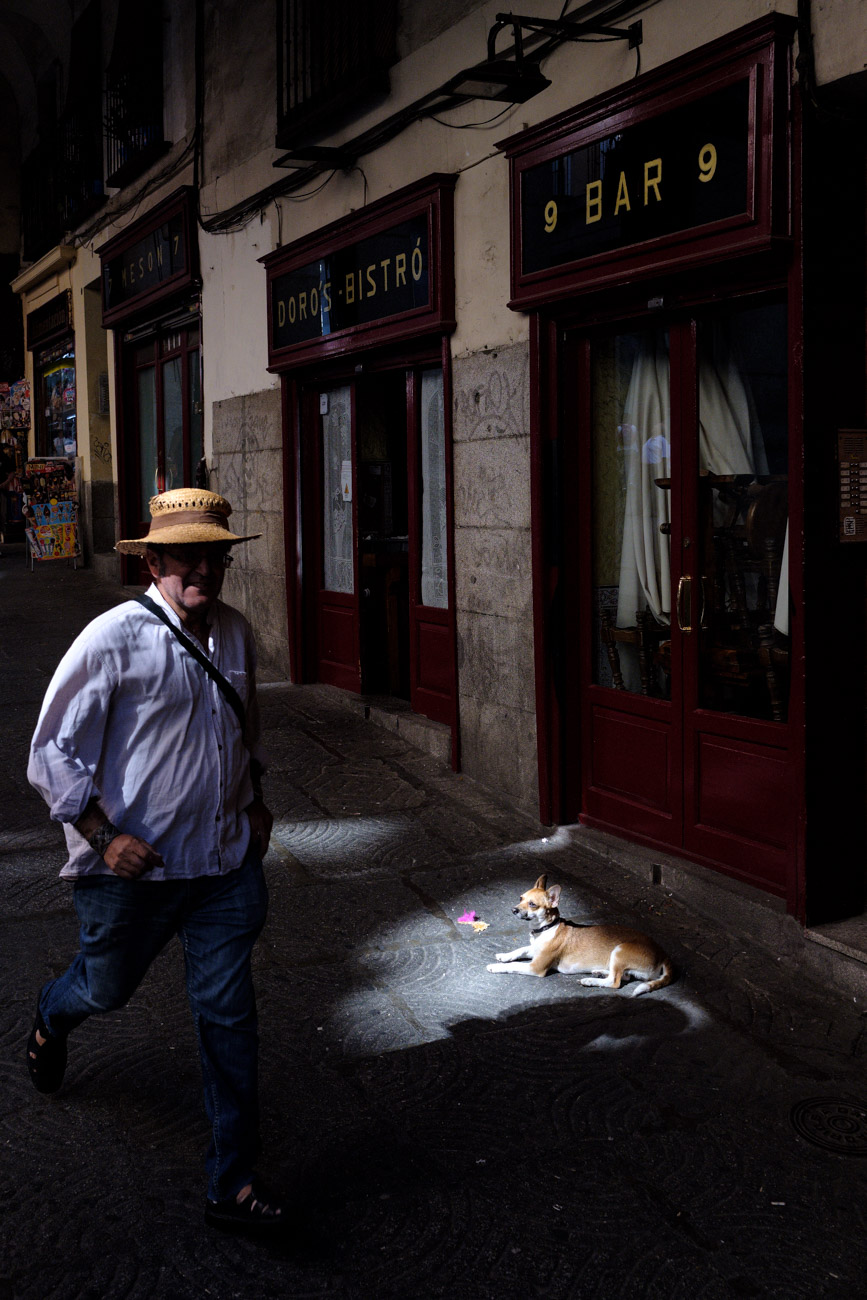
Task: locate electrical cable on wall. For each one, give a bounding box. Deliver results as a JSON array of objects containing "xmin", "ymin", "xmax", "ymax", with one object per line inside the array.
[
  {"xmin": 69, "ymin": 0, "xmax": 657, "ymax": 247},
  {"xmin": 196, "ymin": 0, "xmax": 655, "ymax": 236}
]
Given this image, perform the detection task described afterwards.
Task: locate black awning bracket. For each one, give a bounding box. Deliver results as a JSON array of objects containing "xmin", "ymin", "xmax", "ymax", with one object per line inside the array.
[{"xmin": 489, "ymin": 12, "xmax": 643, "ymax": 61}]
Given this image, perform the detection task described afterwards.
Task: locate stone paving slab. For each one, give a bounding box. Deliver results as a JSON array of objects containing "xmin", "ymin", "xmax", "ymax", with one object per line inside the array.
[
  {"xmin": 272, "ymin": 810, "xmax": 446, "ymax": 875},
  {"xmin": 4, "ymin": 553, "xmax": 867, "ymax": 1298}
]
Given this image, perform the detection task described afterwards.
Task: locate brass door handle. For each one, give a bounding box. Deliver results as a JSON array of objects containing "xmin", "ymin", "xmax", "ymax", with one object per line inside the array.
[{"xmin": 676, "ymin": 575, "xmax": 692, "ymax": 633}]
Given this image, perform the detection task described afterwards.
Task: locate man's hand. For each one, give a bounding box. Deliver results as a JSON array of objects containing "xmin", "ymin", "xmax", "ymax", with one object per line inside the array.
[
  {"xmin": 246, "ymin": 798, "xmax": 273, "ymax": 858},
  {"xmin": 102, "ymin": 833, "xmax": 164, "ymax": 880},
  {"xmin": 73, "ymin": 798, "xmax": 163, "ymax": 879}
]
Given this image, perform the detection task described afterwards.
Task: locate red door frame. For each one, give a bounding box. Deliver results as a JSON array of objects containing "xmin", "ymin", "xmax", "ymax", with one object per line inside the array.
[
  {"xmin": 265, "ymin": 174, "xmax": 460, "ymax": 766},
  {"xmin": 300, "ymin": 381, "xmax": 361, "ymax": 693},
  {"xmin": 283, "ymin": 339, "xmax": 461, "ymax": 767},
  {"xmin": 114, "ymin": 319, "xmax": 201, "ymax": 583},
  {"xmin": 513, "ymin": 16, "xmax": 805, "ymax": 914},
  {"xmin": 533, "ymin": 263, "xmax": 806, "ymax": 913}
]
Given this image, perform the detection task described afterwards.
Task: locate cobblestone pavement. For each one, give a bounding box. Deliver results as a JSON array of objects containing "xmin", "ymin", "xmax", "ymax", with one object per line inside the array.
[{"xmin": 4, "ymin": 552, "xmax": 867, "ymax": 1299}]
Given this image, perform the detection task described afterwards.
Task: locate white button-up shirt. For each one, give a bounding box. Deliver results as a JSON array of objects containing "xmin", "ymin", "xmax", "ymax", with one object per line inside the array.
[{"xmin": 28, "ymin": 583, "xmax": 267, "ymax": 880}]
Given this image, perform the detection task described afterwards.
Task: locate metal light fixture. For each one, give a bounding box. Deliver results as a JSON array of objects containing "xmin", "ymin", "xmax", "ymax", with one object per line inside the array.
[
  {"xmin": 440, "ymin": 17, "xmax": 551, "ymax": 103},
  {"xmin": 273, "ymin": 144, "xmax": 356, "ymax": 171},
  {"xmin": 440, "ymin": 58, "xmax": 551, "ymax": 103}
]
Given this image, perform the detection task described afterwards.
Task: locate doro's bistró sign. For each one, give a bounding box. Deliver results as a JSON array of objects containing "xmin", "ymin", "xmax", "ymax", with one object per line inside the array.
[
  {"xmin": 270, "ymin": 214, "xmax": 430, "ymax": 351},
  {"xmin": 520, "ymin": 79, "xmax": 751, "ymax": 276}
]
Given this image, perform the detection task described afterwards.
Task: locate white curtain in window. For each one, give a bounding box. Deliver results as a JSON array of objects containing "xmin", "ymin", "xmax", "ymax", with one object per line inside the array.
[
  {"xmin": 616, "ymin": 335, "xmax": 672, "ymax": 628},
  {"xmin": 616, "ymin": 327, "xmax": 768, "ymax": 629}
]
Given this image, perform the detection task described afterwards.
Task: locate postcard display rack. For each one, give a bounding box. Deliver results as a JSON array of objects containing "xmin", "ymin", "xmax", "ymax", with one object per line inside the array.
[
  {"xmin": 0, "ymin": 380, "xmax": 29, "ymax": 542},
  {"xmin": 23, "ymin": 458, "xmax": 81, "ymax": 568}
]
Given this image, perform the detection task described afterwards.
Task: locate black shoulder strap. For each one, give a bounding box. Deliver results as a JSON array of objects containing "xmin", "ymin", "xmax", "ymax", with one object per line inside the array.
[{"xmin": 133, "ymin": 593, "xmax": 246, "ymax": 734}]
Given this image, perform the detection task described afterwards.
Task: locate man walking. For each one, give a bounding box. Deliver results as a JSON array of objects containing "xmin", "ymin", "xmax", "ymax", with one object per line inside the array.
[{"xmin": 26, "ymin": 487, "xmax": 285, "ymax": 1235}]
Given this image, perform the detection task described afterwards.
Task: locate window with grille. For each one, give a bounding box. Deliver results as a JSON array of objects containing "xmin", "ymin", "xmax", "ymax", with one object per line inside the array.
[
  {"xmin": 277, "ymin": 0, "xmax": 398, "ymax": 145},
  {"xmin": 105, "ymin": 0, "xmax": 168, "ymax": 187},
  {"xmin": 21, "ymin": 4, "xmax": 105, "ymax": 262},
  {"xmin": 60, "ymin": 0, "xmax": 104, "ymax": 228}
]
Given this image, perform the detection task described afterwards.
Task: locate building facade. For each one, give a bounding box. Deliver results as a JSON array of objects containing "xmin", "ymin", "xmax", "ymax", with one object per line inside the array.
[{"xmin": 3, "ymin": 0, "xmax": 867, "ymax": 928}]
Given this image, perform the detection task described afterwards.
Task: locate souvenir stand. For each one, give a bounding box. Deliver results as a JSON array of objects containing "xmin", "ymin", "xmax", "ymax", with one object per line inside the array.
[{"xmin": 22, "ymin": 457, "xmax": 81, "ymax": 569}]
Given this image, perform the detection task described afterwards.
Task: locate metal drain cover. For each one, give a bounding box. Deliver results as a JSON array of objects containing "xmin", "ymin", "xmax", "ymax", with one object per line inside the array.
[{"xmin": 791, "ymin": 1098, "xmax": 867, "ymax": 1155}]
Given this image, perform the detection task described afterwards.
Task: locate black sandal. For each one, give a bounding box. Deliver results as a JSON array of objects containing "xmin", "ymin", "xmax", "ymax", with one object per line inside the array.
[
  {"xmin": 26, "ymin": 1001, "xmax": 67, "ymax": 1094},
  {"xmin": 204, "ymin": 1182, "xmax": 288, "ymax": 1235}
]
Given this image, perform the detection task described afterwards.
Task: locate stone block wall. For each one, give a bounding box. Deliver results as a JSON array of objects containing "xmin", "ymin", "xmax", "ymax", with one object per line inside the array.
[
  {"xmin": 452, "ymin": 342, "xmax": 539, "ymax": 814},
  {"xmin": 212, "ymin": 387, "xmax": 290, "ymax": 679},
  {"xmin": 88, "ymin": 478, "xmax": 117, "ymax": 555}
]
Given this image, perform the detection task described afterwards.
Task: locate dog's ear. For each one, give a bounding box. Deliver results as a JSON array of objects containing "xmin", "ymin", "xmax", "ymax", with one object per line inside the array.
[
  {"xmin": 533, "ymin": 874, "xmax": 548, "ymax": 891},
  {"xmin": 546, "ymin": 883, "xmax": 561, "ymax": 908}
]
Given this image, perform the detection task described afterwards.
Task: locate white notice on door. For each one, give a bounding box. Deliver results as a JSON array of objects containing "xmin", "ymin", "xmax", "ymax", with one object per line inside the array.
[{"xmin": 341, "ymin": 460, "xmax": 352, "ymax": 502}]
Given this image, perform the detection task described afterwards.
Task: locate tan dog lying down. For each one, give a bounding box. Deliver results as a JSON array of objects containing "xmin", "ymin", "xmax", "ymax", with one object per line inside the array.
[{"xmin": 486, "ymin": 875, "xmax": 673, "ymax": 995}]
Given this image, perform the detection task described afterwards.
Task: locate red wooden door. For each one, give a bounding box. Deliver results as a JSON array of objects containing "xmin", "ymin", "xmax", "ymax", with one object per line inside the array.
[
  {"xmin": 301, "ymin": 366, "xmax": 456, "ymax": 728},
  {"xmin": 576, "ymin": 298, "xmax": 796, "ymax": 898},
  {"xmin": 679, "ymin": 303, "xmax": 794, "ymax": 892},
  {"xmin": 310, "ymin": 381, "xmax": 361, "ymax": 692},
  {"xmin": 121, "ymin": 321, "xmax": 203, "ymax": 583}
]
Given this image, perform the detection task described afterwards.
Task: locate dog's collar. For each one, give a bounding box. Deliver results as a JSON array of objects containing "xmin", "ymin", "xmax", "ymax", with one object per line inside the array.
[{"xmin": 531, "ymin": 917, "xmax": 560, "ymax": 934}]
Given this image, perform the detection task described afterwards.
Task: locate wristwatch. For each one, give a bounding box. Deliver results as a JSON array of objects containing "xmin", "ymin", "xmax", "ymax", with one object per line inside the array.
[{"xmin": 87, "ymin": 819, "xmax": 122, "ymax": 859}]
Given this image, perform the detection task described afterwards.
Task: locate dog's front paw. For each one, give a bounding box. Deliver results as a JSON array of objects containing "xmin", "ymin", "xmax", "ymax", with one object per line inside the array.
[
  {"xmin": 487, "ymin": 962, "xmax": 506, "ymax": 973},
  {"xmin": 494, "ymin": 953, "xmax": 512, "ymax": 963}
]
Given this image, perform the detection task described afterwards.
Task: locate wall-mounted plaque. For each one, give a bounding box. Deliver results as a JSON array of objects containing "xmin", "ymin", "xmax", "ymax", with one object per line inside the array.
[{"xmin": 838, "ymin": 430, "xmax": 867, "ymax": 543}]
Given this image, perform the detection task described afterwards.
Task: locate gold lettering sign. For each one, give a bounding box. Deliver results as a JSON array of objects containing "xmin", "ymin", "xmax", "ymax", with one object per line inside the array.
[
  {"xmin": 102, "ymin": 214, "xmax": 187, "ymax": 314},
  {"xmin": 271, "ymin": 214, "xmax": 431, "ymax": 351},
  {"xmin": 520, "ymin": 78, "xmax": 752, "ymax": 278}
]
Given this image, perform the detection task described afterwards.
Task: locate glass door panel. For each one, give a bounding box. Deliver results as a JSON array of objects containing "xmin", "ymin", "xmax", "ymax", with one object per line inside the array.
[
  {"xmin": 189, "ymin": 349, "xmax": 203, "ymax": 473},
  {"xmin": 419, "ymin": 368, "xmax": 447, "ymax": 609},
  {"xmin": 696, "ymin": 303, "xmax": 789, "ymax": 721},
  {"xmin": 162, "ymin": 356, "xmax": 184, "ymax": 492},
  {"xmin": 321, "ymin": 383, "xmax": 354, "ymax": 594},
  {"xmin": 592, "ymin": 327, "xmax": 671, "ymax": 699},
  {"xmin": 137, "ymin": 366, "xmax": 157, "ymax": 506}
]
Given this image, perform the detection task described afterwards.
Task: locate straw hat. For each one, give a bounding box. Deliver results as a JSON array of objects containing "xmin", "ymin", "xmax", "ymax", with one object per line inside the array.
[{"xmin": 115, "ymin": 488, "xmax": 261, "ymax": 555}]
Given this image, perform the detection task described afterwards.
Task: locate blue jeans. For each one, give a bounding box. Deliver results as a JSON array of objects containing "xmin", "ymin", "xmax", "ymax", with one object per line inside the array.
[{"xmin": 39, "ymin": 852, "xmax": 269, "ymax": 1201}]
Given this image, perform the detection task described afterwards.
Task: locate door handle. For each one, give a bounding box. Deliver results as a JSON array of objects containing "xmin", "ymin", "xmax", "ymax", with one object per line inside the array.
[{"xmin": 676, "ymin": 576, "xmax": 692, "ymax": 633}]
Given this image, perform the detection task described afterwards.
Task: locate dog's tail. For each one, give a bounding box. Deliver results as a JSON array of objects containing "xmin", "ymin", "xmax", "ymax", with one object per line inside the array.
[{"xmin": 631, "ymin": 959, "xmax": 674, "ymax": 996}]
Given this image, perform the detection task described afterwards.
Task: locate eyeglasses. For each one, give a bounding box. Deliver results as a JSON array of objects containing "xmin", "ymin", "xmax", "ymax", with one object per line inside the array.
[{"xmin": 162, "ymin": 545, "xmax": 234, "ymax": 569}]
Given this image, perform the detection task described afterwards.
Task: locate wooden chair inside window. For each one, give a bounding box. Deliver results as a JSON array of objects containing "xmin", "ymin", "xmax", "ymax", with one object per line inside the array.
[
  {"xmin": 600, "ymin": 608, "xmax": 663, "ymax": 696},
  {"xmin": 703, "ymin": 477, "xmax": 789, "ymax": 720}
]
